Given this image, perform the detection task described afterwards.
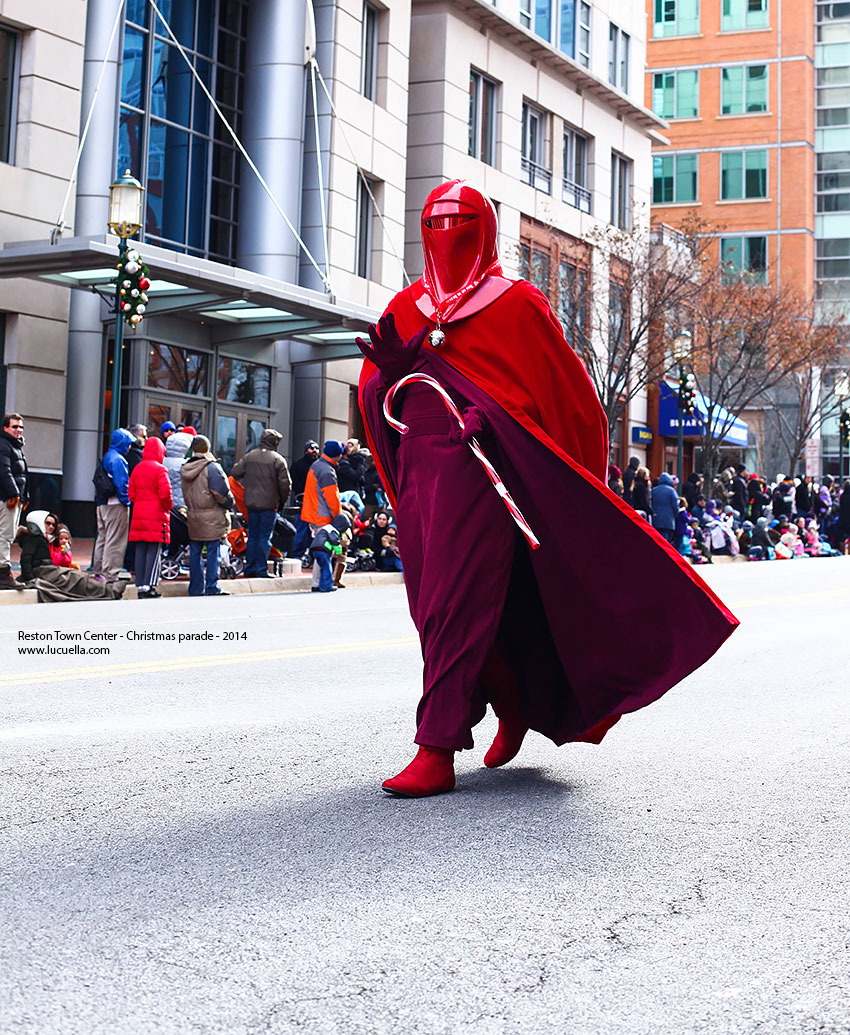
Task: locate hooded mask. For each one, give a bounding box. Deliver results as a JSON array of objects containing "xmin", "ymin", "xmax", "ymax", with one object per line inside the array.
[{"xmin": 420, "ymin": 180, "xmax": 503, "ymax": 322}]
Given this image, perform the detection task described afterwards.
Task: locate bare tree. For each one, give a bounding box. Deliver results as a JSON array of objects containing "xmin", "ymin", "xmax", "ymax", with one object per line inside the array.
[
  {"xmin": 580, "ymin": 214, "xmax": 711, "ymax": 448},
  {"xmin": 688, "ymin": 270, "xmax": 844, "ymax": 487},
  {"xmin": 760, "ymin": 346, "xmax": 847, "ymax": 477}
]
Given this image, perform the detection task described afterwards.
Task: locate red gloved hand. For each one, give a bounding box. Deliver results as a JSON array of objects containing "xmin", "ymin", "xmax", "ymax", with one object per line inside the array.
[
  {"xmin": 5, "ymin": 496, "xmax": 19, "ymax": 510},
  {"xmin": 449, "ymin": 406, "xmax": 488, "ymax": 446},
  {"xmin": 356, "ymin": 313, "xmax": 429, "ymax": 384}
]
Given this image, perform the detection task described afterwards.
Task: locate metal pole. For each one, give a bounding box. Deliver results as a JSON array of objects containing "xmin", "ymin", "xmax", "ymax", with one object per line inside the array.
[
  {"xmin": 677, "ymin": 363, "xmax": 685, "ymax": 489},
  {"xmin": 109, "ymin": 237, "xmax": 128, "ymax": 435},
  {"xmin": 840, "ymin": 410, "xmax": 846, "ymax": 485}
]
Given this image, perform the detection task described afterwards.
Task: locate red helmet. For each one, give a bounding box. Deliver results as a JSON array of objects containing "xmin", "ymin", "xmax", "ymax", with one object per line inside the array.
[{"xmin": 421, "ymin": 180, "xmax": 501, "ymax": 318}]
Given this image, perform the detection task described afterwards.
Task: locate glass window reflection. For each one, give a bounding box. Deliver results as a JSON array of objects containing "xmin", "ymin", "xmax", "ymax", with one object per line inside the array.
[
  {"xmin": 217, "ymin": 358, "xmax": 271, "ymax": 407},
  {"xmin": 148, "ymin": 344, "xmax": 209, "ymax": 395}
]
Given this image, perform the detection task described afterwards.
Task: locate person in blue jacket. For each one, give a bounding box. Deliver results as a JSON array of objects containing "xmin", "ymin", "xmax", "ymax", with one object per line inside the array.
[
  {"xmin": 92, "ymin": 427, "xmax": 134, "ymax": 580},
  {"xmin": 651, "ymin": 472, "xmax": 680, "ymax": 545}
]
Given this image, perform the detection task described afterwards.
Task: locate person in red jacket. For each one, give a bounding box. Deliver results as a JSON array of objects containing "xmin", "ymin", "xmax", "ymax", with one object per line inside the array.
[{"xmin": 128, "ymin": 437, "xmax": 172, "ymax": 598}]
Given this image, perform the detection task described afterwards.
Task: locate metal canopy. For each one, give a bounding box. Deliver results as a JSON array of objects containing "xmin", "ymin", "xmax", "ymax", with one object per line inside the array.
[{"xmin": 0, "ymin": 235, "xmax": 381, "ymax": 361}]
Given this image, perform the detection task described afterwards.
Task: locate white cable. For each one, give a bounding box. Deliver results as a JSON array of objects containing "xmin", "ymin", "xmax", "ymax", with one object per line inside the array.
[
  {"xmin": 148, "ymin": 0, "xmax": 333, "ymax": 293},
  {"xmin": 309, "ymin": 58, "xmax": 330, "ymax": 284},
  {"xmin": 51, "ymin": 0, "xmax": 127, "ymax": 243},
  {"xmin": 313, "ymin": 62, "xmax": 411, "ymax": 287}
]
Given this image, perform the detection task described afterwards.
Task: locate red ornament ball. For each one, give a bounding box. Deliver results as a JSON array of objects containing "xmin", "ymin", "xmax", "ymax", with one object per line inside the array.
[{"xmin": 139, "ymin": 277, "xmax": 151, "ymax": 290}]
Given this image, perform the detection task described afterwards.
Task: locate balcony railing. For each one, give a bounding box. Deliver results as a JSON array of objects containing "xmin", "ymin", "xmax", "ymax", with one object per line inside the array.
[
  {"xmin": 562, "ymin": 177, "xmax": 591, "ymax": 214},
  {"xmin": 650, "ymin": 222, "xmax": 694, "ymax": 255},
  {"xmin": 521, "ymin": 156, "xmax": 552, "ymax": 194}
]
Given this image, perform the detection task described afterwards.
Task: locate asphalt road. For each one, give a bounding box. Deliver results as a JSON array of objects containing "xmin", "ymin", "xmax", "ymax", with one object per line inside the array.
[{"xmin": 1, "ymin": 559, "xmax": 848, "ymax": 1035}]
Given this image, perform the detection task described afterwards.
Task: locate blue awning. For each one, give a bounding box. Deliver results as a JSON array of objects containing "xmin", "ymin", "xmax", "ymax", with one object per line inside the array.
[{"xmin": 658, "ymin": 382, "xmax": 749, "ymax": 447}]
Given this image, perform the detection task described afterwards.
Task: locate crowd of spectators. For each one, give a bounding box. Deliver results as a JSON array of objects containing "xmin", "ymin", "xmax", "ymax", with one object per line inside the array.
[{"xmin": 609, "ymin": 458, "xmax": 850, "ymax": 563}]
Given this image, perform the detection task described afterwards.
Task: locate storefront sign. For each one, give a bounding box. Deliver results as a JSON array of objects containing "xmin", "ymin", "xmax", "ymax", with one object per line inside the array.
[
  {"xmin": 631, "ymin": 426, "xmax": 653, "ymax": 445},
  {"xmin": 805, "ymin": 437, "xmax": 821, "ymax": 477}
]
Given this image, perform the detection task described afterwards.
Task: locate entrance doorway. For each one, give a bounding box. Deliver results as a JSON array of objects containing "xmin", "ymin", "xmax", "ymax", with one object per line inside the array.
[
  {"xmin": 216, "ymin": 409, "xmax": 267, "ymax": 474},
  {"xmin": 146, "ymin": 398, "xmax": 207, "ymax": 439}
]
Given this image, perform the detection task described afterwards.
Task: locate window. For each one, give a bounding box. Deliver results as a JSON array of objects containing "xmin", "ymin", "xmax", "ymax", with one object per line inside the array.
[
  {"xmin": 608, "ymin": 279, "xmax": 628, "ymax": 352},
  {"xmin": 558, "ymin": 260, "xmax": 590, "ymax": 353},
  {"xmin": 653, "ymin": 0, "xmax": 700, "ymax": 37},
  {"xmin": 356, "ymin": 176, "xmax": 374, "ymax": 279},
  {"xmin": 469, "ymin": 70, "xmax": 497, "ymax": 166},
  {"xmin": 217, "ymin": 357, "xmax": 271, "ymax": 407},
  {"xmin": 521, "ymin": 102, "xmax": 552, "ymax": 193},
  {"xmin": 0, "ymin": 313, "xmax": 6, "ymax": 414},
  {"xmin": 653, "ymin": 153, "xmax": 698, "ymax": 203},
  {"xmin": 361, "ymin": 3, "xmax": 379, "ymax": 101},
  {"xmin": 611, "ymin": 152, "xmax": 632, "ymax": 229},
  {"xmin": 147, "ymin": 344, "xmax": 209, "ymax": 395},
  {"xmin": 720, "ymin": 150, "xmax": 767, "ymax": 199},
  {"xmin": 118, "ymin": 0, "xmax": 248, "ymax": 264},
  {"xmin": 577, "ymin": 2, "xmax": 591, "ymax": 66},
  {"xmin": 652, "ymin": 71, "xmax": 699, "ymax": 118},
  {"xmin": 524, "ymin": 1, "xmax": 590, "ymax": 64},
  {"xmin": 608, "ymin": 24, "xmax": 630, "ymax": 92},
  {"xmin": 563, "ymin": 126, "xmax": 590, "ymax": 212},
  {"xmin": 817, "ymin": 2, "xmax": 850, "ymax": 42},
  {"xmin": 534, "ymin": 0, "xmax": 552, "ymax": 41},
  {"xmin": 521, "ymin": 217, "xmax": 591, "ymax": 351},
  {"xmin": 721, "ymin": 65, "xmax": 768, "ymax": 114},
  {"xmin": 721, "ymin": 235, "xmax": 768, "ymax": 282},
  {"xmin": 0, "ymin": 25, "xmax": 17, "ymax": 164},
  {"xmin": 817, "ymin": 237, "xmax": 850, "ymax": 298},
  {"xmin": 721, "ymin": 0, "xmax": 768, "ymax": 31},
  {"xmin": 817, "ymin": 151, "xmax": 850, "ymax": 213},
  {"xmin": 817, "ymin": 64, "xmax": 850, "ymax": 127}
]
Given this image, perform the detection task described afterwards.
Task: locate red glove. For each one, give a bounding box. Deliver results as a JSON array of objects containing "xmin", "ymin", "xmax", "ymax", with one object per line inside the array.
[
  {"xmin": 356, "ymin": 313, "xmax": 429, "ymax": 384},
  {"xmin": 5, "ymin": 496, "xmax": 19, "ymax": 510}
]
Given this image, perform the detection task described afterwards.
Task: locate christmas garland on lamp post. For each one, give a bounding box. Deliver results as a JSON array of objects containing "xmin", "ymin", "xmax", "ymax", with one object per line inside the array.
[{"xmin": 116, "ymin": 247, "xmax": 151, "ymax": 328}]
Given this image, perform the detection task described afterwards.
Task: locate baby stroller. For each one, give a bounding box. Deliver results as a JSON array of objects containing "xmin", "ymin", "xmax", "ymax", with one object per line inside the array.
[
  {"xmin": 227, "ymin": 477, "xmax": 295, "ymax": 576},
  {"xmin": 160, "ymin": 508, "xmax": 238, "ymax": 581}
]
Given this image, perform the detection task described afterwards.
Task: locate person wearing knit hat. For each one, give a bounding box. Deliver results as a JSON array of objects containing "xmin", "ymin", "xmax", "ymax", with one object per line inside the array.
[
  {"xmin": 230, "ymin": 430, "xmax": 291, "ymax": 578},
  {"xmin": 160, "ymin": 420, "xmax": 176, "ymax": 440},
  {"xmin": 300, "ymin": 440, "xmax": 344, "ymax": 590},
  {"xmin": 182, "ymin": 425, "xmax": 198, "ymax": 437},
  {"xmin": 181, "ymin": 437, "xmax": 235, "ymax": 595}
]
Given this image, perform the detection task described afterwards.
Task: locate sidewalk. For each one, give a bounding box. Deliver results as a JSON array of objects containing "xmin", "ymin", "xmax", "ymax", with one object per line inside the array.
[{"xmin": 5, "ymin": 538, "xmax": 404, "ymax": 604}]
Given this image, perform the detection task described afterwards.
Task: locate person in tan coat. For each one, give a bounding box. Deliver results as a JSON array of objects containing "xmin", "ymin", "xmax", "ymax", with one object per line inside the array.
[{"xmin": 181, "ymin": 436, "xmax": 235, "ymax": 596}]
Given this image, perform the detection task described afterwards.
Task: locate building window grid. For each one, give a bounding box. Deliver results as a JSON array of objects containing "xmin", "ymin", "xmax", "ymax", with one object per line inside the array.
[
  {"xmin": 0, "ymin": 25, "xmax": 18, "ymax": 165},
  {"xmin": 720, "ymin": 235, "xmax": 768, "ymax": 283},
  {"xmin": 815, "ymin": 1, "xmax": 850, "ymax": 40},
  {"xmin": 356, "ymin": 176, "xmax": 374, "ymax": 280},
  {"xmin": 816, "ymin": 238, "xmax": 850, "ymax": 298},
  {"xmin": 653, "ymin": 152, "xmax": 698, "ymax": 204},
  {"xmin": 563, "ymin": 126, "xmax": 590, "ymax": 213},
  {"xmin": 521, "ymin": 102, "xmax": 552, "ymax": 194},
  {"xmin": 608, "ymin": 23, "xmax": 630, "ymax": 93},
  {"xmin": 721, "ymin": 0, "xmax": 769, "ymax": 32},
  {"xmin": 721, "ymin": 64, "xmax": 768, "ymax": 114},
  {"xmin": 652, "ymin": 70, "xmax": 699, "ymax": 119},
  {"xmin": 720, "ymin": 149, "xmax": 768, "ymax": 200},
  {"xmin": 653, "ymin": 0, "xmax": 700, "ymax": 37},
  {"xmin": 816, "ymin": 64, "xmax": 850, "ymax": 127},
  {"xmin": 817, "ymin": 151, "xmax": 850, "ymax": 212},
  {"xmin": 118, "ymin": 0, "xmax": 248, "ymax": 264},
  {"xmin": 611, "ymin": 151, "xmax": 632, "ymax": 229},
  {"xmin": 361, "ymin": 3, "xmax": 379, "ymax": 101},
  {"xmin": 521, "ymin": 2, "xmax": 591, "ymax": 67},
  {"xmin": 469, "ymin": 69, "xmax": 497, "ymax": 166},
  {"xmin": 519, "ymin": 233, "xmax": 591, "ymax": 354}
]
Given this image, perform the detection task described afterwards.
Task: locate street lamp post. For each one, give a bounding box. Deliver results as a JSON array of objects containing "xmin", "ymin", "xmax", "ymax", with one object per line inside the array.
[
  {"xmin": 836, "ymin": 374, "xmax": 850, "ymax": 483},
  {"xmin": 107, "ymin": 170, "xmax": 144, "ymax": 435},
  {"xmin": 672, "ymin": 331, "xmax": 693, "ymax": 488}
]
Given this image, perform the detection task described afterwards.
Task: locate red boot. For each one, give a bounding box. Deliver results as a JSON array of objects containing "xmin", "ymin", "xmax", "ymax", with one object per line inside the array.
[
  {"xmin": 382, "ymin": 746, "xmax": 456, "ymax": 797},
  {"xmin": 484, "ymin": 719, "xmax": 528, "ymax": 768}
]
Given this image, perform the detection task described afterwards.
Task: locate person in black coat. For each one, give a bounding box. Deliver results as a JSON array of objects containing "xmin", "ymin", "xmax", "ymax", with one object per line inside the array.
[
  {"xmin": 0, "ymin": 412, "xmax": 28, "ymax": 590},
  {"xmin": 631, "ymin": 466, "xmax": 653, "ymax": 519},
  {"xmin": 835, "ymin": 481, "xmax": 850, "ymax": 551},
  {"xmin": 127, "ymin": 424, "xmax": 147, "ymax": 474},
  {"xmin": 622, "ymin": 456, "xmax": 640, "ymax": 506},
  {"xmin": 731, "ymin": 465, "xmax": 748, "ymax": 516},
  {"xmin": 288, "ymin": 440, "xmax": 321, "ymax": 559},
  {"xmin": 337, "ymin": 439, "xmax": 367, "ymax": 497},
  {"xmin": 795, "ymin": 476, "xmax": 812, "ymax": 517}
]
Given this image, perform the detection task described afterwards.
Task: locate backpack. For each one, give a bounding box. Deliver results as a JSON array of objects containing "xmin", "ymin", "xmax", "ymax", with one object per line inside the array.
[{"xmin": 92, "ymin": 458, "xmax": 116, "ymax": 501}]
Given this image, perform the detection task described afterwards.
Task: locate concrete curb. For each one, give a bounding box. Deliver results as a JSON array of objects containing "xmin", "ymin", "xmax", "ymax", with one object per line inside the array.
[{"xmin": 0, "ymin": 572, "xmax": 405, "ymax": 605}]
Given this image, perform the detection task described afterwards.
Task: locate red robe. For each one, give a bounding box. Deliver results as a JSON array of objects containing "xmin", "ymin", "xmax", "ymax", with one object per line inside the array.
[{"xmin": 359, "ymin": 280, "xmax": 738, "ymax": 750}]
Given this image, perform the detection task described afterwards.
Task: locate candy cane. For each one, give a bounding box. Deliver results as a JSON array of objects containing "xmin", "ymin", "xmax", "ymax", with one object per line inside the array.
[{"xmin": 383, "ymin": 372, "xmax": 541, "ymax": 550}]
